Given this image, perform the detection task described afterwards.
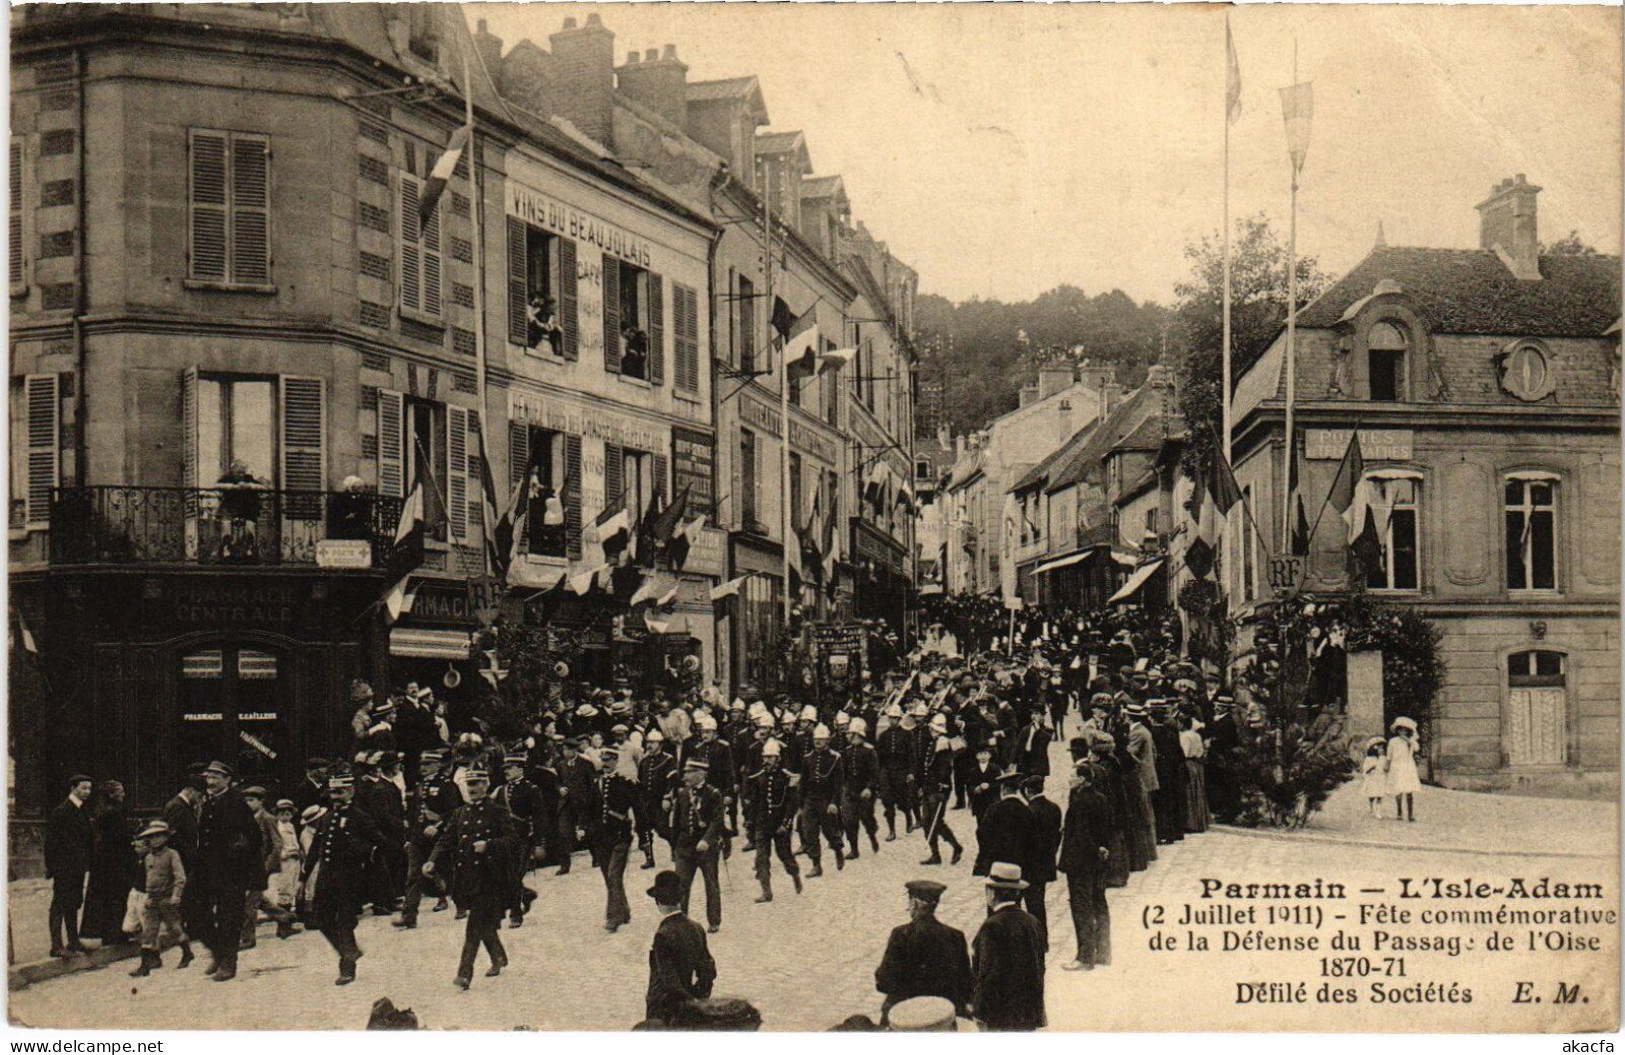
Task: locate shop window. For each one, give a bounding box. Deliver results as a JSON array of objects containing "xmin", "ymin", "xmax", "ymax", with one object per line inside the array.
[
  {"xmin": 1364, "ymin": 474, "xmax": 1421, "ymax": 592},
  {"xmin": 1505, "ymin": 473, "xmax": 1558, "ymax": 591},
  {"xmin": 1367, "ymin": 321, "xmax": 1408, "ymax": 402}
]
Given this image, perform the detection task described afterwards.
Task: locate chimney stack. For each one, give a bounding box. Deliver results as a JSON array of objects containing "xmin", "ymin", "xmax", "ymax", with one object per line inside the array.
[
  {"xmin": 1019, "ymin": 382, "xmax": 1040, "ymax": 409},
  {"xmin": 616, "ymin": 42, "xmax": 688, "ymax": 128},
  {"xmin": 549, "ymin": 13, "xmax": 615, "ymax": 145},
  {"xmin": 473, "ymin": 18, "xmax": 503, "ymax": 77},
  {"xmin": 1037, "ymin": 362, "xmax": 1075, "ymax": 402},
  {"xmin": 1476, "ymin": 174, "xmax": 1543, "ymax": 281}
]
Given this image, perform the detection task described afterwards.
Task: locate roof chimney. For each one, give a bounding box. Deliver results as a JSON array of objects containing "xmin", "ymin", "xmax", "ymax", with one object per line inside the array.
[
  {"xmin": 549, "ymin": 13, "xmax": 615, "ymax": 145},
  {"xmin": 617, "ymin": 42, "xmax": 688, "ymax": 128},
  {"xmin": 1476, "ymin": 174, "xmax": 1542, "ymax": 281},
  {"xmin": 1019, "ymin": 382, "xmax": 1040, "ymax": 409},
  {"xmin": 1037, "ymin": 362, "xmax": 1075, "ymax": 402},
  {"xmin": 474, "ymin": 19, "xmax": 503, "ymax": 83}
]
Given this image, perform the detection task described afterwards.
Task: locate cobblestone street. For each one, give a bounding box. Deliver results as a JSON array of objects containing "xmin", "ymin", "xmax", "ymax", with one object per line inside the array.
[{"xmin": 12, "ymin": 756, "xmax": 1616, "ymax": 1032}]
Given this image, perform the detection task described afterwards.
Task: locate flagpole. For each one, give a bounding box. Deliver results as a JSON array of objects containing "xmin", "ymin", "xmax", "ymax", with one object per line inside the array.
[
  {"xmin": 768, "ymin": 169, "xmax": 794, "ymax": 630},
  {"xmin": 1282, "ymin": 41, "xmax": 1300, "ymax": 553},
  {"xmin": 460, "ymin": 45, "xmax": 494, "ymax": 581},
  {"xmin": 1222, "ymin": 13, "xmax": 1235, "ymax": 466}
]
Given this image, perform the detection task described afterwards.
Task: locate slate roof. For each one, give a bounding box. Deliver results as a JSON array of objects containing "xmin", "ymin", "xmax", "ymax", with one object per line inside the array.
[
  {"xmin": 802, "ymin": 175, "xmax": 847, "ymax": 201},
  {"xmin": 1045, "ymin": 385, "xmax": 1163, "ymax": 494},
  {"xmin": 1296, "ymin": 247, "xmax": 1620, "ymax": 338},
  {"xmin": 1011, "ymin": 422, "xmax": 1095, "ymax": 493}
]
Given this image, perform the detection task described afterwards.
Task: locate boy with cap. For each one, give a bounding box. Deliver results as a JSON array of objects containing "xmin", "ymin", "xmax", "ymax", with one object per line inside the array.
[
  {"xmin": 129, "ymin": 821, "xmax": 193, "ymax": 976},
  {"xmin": 238, "ymin": 786, "xmax": 295, "ymax": 948},
  {"xmin": 644, "ymin": 869, "xmax": 716, "ymax": 1024},
  {"xmin": 301, "ymin": 767, "xmax": 385, "ymax": 985},
  {"xmin": 874, "ymin": 879, "xmax": 972, "ymax": 1023},
  {"xmin": 969, "ymin": 863, "xmax": 1046, "ymax": 1031},
  {"xmin": 425, "ymin": 765, "xmax": 521, "ymax": 988}
]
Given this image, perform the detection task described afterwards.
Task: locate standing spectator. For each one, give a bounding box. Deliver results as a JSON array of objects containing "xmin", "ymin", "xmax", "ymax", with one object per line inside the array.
[
  {"xmin": 270, "ymin": 799, "xmax": 302, "ymax": 915},
  {"xmin": 972, "ymin": 768, "xmax": 1034, "ymax": 877},
  {"xmin": 1059, "ymin": 755, "xmax": 1113, "ymax": 971},
  {"xmin": 44, "ymin": 774, "xmax": 95, "ymax": 956},
  {"xmin": 161, "ymin": 768, "xmax": 205, "ymax": 944},
  {"xmin": 969, "ymin": 863, "xmax": 1047, "ymax": 1031},
  {"xmin": 1180, "ymin": 715, "xmax": 1211, "ymax": 833},
  {"xmin": 1023, "ymin": 775, "xmax": 1061, "ymax": 953},
  {"xmin": 1386, "ymin": 717, "xmax": 1422, "ymax": 822},
  {"xmin": 873, "ymin": 879, "xmax": 972, "ymax": 1023},
  {"xmin": 194, "ymin": 760, "xmax": 264, "ymax": 982},
  {"xmin": 643, "ymin": 869, "xmax": 716, "ymax": 1024},
  {"xmin": 83, "ymin": 780, "xmax": 137, "ymax": 946}
]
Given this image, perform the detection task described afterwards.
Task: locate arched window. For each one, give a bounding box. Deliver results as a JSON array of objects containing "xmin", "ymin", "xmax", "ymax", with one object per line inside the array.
[
  {"xmin": 1368, "ymin": 321, "xmax": 1409, "ymax": 401},
  {"xmin": 1363, "ymin": 472, "xmax": 1421, "ymax": 591},
  {"xmin": 1505, "ymin": 471, "xmax": 1559, "ymax": 591}
]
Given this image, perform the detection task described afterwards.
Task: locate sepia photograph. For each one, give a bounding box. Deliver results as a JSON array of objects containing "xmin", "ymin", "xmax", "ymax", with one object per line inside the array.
[{"xmin": 4, "ymin": 0, "xmax": 1620, "ymax": 1036}]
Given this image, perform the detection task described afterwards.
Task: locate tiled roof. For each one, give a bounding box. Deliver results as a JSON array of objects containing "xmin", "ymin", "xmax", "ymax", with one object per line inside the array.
[
  {"xmin": 802, "ymin": 175, "xmax": 846, "ymax": 200},
  {"xmin": 1011, "ymin": 423, "xmax": 1093, "ymax": 493},
  {"xmin": 1296, "ymin": 246, "xmax": 1621, "ymax": 337},
  {"xmin": 687, "ymin": 76, "xmax": 759, "ymax": 102},
  {"xmin": 1045, "ymin": 385, "xmax": 1162, "ymax": 494},
  {"xmin": 755, "ymin": 130, "xmax": 806, "ymax": 156}
]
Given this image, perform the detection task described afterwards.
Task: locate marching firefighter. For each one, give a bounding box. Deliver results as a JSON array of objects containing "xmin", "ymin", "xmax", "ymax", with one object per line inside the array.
[
  {"xmin": 747, "ymin": 739, "xmax": 802, "ymax": 903},
  {"xmin": 840, "ymin": 718, "xmax": 882, "ymax": 857},
  {"xmin": 425, "ymin": 766, "xmax": 521, "ymax": 990}
]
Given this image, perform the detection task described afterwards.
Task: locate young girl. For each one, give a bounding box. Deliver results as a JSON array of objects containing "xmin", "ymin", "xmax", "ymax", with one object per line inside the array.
[
  {"xmin": 1385, "ymin": 717, "xmax": 1422, "ymax": 821},
  {"xmin": 1361, "ymin": 737, "xmax": 1387, "ymax": 816}
]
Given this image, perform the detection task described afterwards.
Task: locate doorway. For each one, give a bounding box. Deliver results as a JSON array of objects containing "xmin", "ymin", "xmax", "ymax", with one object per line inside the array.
[
  {"xmin": 176, "ymin": 644, "xmax": 288, "ymax": 786},
  {"xmin": 1505, "ymin": 649, "xmax": 1568, "ymax": 767}
]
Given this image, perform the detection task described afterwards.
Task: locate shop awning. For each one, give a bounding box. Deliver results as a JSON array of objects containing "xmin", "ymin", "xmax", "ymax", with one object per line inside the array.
[
  {"xmin": 1112, "ymin": 550, "xmax": 1139, "ymax": 567},
  {"xmin": 1108, "ymin": 559, "xmax": 1165, "ymax": 605},
  {"xmin": 389, "ymin": 627, "xmax": 474, "ymax": 659},
  {"xmin": 1034, "ymin": 547, "xmax": 1100, "ymax": 575}
]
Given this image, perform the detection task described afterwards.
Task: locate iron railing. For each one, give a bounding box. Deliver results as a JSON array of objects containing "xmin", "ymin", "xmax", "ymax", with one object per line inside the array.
[{"xmin": 49, "ymin": 486, "xmax": 405, "ymax": 568}]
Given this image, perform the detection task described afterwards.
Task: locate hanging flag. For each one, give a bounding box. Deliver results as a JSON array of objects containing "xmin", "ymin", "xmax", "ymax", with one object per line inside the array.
[
  {"xmin": 1289, "ymin": 429, "xmax": 1310, "ymax": 557},
  {"xmin": 1325, "ymin": 430, "xmax": 1366, "ymax": 519},
  {"xmin": 1207, "ymin": 448, "xmax": 1243, "ymax": 514},
  {"xmin": 709, "ymin": 574, "xmax": 750, "ymax": 602},
  {"xmin": 1350, "ymin": 503, "xmax": 1384, "ymax": 580},
  {"xmin": 591, "ymin": 490, "xmax": 633, "ymax": 561},
  {"xmin": 644, "ymin": 611, "xmax": 672, "ymax": 635},
  {"xmin": 770, "ymin": 296, "xmax": 797, "ymax": 342},
  {"xmin": 13, "ymin": 609, "xmax": 37, "ymax": 655},
  {"xmin": 383, "ymin": 574, "xmax": 417, "ymax": 623},
  {"xmin": 782, "ymin": 310, "xmax": 820, "ymax": 369},
  {"xmin": 1226, "ymin": 17, "xmax": 1243, "ymax": 125},
  {"xmin": 1279, "ymin": 82, "xmax": 1314, "ymax": 175},
  {"xmin": 419, "ymin": 123, "xmax": 471, "ymax": 227},
  {"xmin": 568, "ymin": 564, "xmax": 606, "ymax": 596},
  {"xmin": 646, "ymin": 483, "xmax": 691, "ymax": 554}
]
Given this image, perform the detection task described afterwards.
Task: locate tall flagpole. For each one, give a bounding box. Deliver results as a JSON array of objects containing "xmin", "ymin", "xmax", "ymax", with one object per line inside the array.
[
  {"xmin": 461, "ymin": 47, "xmax": 490, "ymax": 473},
  {"xmin": 1281, "ymin": 42, "xmax": 1301, "ymax": 552},
  {"xmin": 767, "ymin": 169, "xmax": 793, "ymax": 628},
  {"xmin": 1222, "ymin": 13, "xmax": 1236, "ymax": 466}
]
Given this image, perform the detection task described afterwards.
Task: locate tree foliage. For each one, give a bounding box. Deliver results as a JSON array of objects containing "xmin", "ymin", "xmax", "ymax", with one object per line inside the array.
[
  {"xmin": 1172, "ymin": 214, "xmax": 1332, "ymax": 476},
  {"xmin": 915, "ymin": 284, "xmax": 1170, "ymax": 437},
  {"xmin": 1543, "ymin": 229, "xmax": 1599, "ymax": 256}
]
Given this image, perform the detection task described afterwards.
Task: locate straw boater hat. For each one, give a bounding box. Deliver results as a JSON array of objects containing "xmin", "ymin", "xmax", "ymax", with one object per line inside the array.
[
  {"xmin": 1365, "ymin": 736, "xmax": 1386, "ymax": 750},
  {"xmin": 984, "ymin": 861, "xmax": 1029, "ymax": 891},
  {"xmin": 138, "ymin": 819, "xmax": 171, "ymax": 840},
  {"xmin": 888, "ymin": 996, "xmax": 959, "ymax": 1033}
]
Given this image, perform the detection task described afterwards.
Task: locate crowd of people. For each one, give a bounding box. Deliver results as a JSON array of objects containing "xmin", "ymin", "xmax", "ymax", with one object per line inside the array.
[{"xmin": 42, "ymin": 595, "xmax": 1251, "ymax": 1029}]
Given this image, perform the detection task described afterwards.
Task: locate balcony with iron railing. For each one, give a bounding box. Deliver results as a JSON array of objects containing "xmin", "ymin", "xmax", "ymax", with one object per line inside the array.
[{"xmin": 49, "ymin": 486, "xmax": 406, "ymax": 569}]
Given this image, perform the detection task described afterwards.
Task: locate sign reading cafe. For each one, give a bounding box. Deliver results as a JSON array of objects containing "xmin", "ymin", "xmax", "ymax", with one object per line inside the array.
[{"xmin": 505, "ymin": 183, "xmax": 653, "ymax": 269}]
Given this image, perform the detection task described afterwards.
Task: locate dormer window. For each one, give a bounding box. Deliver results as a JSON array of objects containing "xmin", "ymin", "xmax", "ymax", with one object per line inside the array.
[{"xmin": 1368, "ymin": 321, "xmax": 1408, "ymax": 401}]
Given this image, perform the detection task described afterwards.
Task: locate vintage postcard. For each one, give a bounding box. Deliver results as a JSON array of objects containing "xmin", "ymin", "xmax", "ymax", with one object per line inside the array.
[{"xmin": 6, "ymin": 0, "xmax": 1620, "ymax": 1035}]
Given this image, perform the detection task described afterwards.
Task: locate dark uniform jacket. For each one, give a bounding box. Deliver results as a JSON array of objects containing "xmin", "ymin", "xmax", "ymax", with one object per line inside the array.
[
  {"xmin": 668, "ymin": 783, "xmax": 723, "ymax": 849},
  {"xmin": 685, "ymin": 739, "xmax": 736, "ymax": 799},
  {"xmin": 1026, "ymin": 793, "xmax": 1062, "ymax": 885},
  {"xmin": 302, "ymin": 800, "xmax": 384, "ymax": 914},
  {"xmin": 428, "ymin": 797, "xmax": 521, "ymax": 908},
  {"xmin": 841, "ymin": 741, "xmax": 880, "ymax": 799},
  {"xmin": 876, "ymin": 725, "xmax": 916, "ymax": 775},
  {"xmin": 971, "ymin": 904, "xmax": 1047, "ymax": 1030},
  {"xmin": 360, "ymin": 775, "xmax": 407, "ymax": 848},
  {"xmin": 1058, "ymin": 784, "xmax": 1112, "ymax": 879},
  {"xmin": 637, "ymin": 750, "xmax": 678, "ymax": 833},
  {"xmin": 801, "ymin": 747, "xmax": 845, "ymax": 804},
  {"xmin": 197, "ymin": 787, "xmax": 264, "ymax": 890},
  {"xmin": 875, "ymin": 913, "xmax": 973, "ymax": 1014},
  {"xmin": 493, "ymin": 778, "xmax": 540, "ymax": 850},
  {"xmin": 747, "ymin": 766, "xmax": 798, "ymax": 832},
  {"xmin": 558, "ymin": 757, "xmax": 597, "ymax": 827},
  {"xmin": 44, "ymin": 797, "xmax": 93, "ymax": 880},
  {"xmin": 645, "ymin": 912, "xmax": 717, "ymax": 1022},
  {"xmin": 922, "ymin": 745, "xmax": 955, "ymax": 798},
  {"xmin": 159, "ymin": 793, "xmax": 201, "ymax": 870},
  {"xmin": 585, "ymin": 772, "xmax": 637, "ymax": 849},
  {"xmin": 973, "ymin": 794, "xmax": 1037, "ymax": 877},
  {"xmin": 406, "ymin": 774, "xmax": 462, "ymax": 843}
]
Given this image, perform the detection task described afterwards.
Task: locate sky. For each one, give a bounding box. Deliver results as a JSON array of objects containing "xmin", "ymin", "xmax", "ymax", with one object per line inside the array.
[{"xmin": 466, "ymin": 3, "xmax": 1621, "ymax": 306}]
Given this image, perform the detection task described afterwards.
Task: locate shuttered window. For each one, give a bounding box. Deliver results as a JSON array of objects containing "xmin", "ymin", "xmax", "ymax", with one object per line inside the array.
[
  {"xmin": 507, "ymin": 218, "xmax": 578, "ymax": 360},
  {"xmin": 279, "ymin": 376, "xmax": 325, "ymax": 518},
  {"xmin": 564, "ymin": 434, "xmax": 582, "ymax": 559},
  {"xmin": 187, "ymin": 129, "xmax": 270, "ymax": 285},
  {"xmin": 399, "ymin": 173, "xmax": 442, "ymax": 319},
  {"xmin": 446, "ymin": 406, "xmax": 481, "ymax": 545},
  {"xmin": 647, "ymin": 271, "xmax": 665, "ymax": 386},
  {"xmin": 601, "ymin": 252, "xmax": 621, "ymax": 374},
  {"xmin": 10, "ymin": 136, "xmax": 26, "ymax": 292},
  {"xmin": 673, "ymin": 283, "xmax": 700, "ymax": 393},
  {"xmin": 23, "ymin": 373, "xmax": 58, "ymax": 529},
  {"xmin": 376, "ymin": 389, "xmax": 405, "ymax": 498}
]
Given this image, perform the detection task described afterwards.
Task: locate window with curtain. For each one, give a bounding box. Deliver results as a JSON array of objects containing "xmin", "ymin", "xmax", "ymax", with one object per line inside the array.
[
  {"xmin": 1506, "ymin": 474, "xmax": 1558, "ymax": 591},
  {"xmin": 1364, "ymin": 474, "xmax": 1420, "ymax": 591}
]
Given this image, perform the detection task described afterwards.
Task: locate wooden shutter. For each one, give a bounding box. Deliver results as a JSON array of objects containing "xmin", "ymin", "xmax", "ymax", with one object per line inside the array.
[
  {"xmin": 604, "ymin": 442, "xmax": 623, "ymax": 514},
  {"xmin": 506, "ymin": 217, "xmax": 527, "ymax": 346},
  {"xmin": 188, "ymin": 130, "xmax": 229, "ymax": 281},
  {"xmin": 447, "ymin": 405, "xmax": 470, "ymax": 542},
  {"xmin": 465, "ymin": 410, "xmax": 483, "ymax": 544},
  {"xmin": 399, "ymin": 176, "xmax": 422, "ymax": 314},
  {"xmin": 23, "ymin": 373, "xmax": 58, "ymax": 529},
  {"xmin": 230, "ymin": 134, "xmax": 270, "ymax": 285},
  {"xmin": 727, "ymin": 268, "xmax": 737, "ymax": 368},
  {"xmin": 377, "ymin": 389, "xmax": 405, "ymax": 497},
  {"xmin": 564, "ymin": 433, "xmax": 582, "ymax": 559},
  {"xmin": 601, "ymin": 253, "xmax": 620, "ymax": 373},
  {"xmin": 279, "ymin": 375, "xmax": 325, "ymax": 518},
  {"xmin": 652, "ymin": 451, "xmax": 669, "ymax": 507},
  {"xmin": 10, "ymin": 137, "xmax": 24, "ymax": 290},
  {"xmin": 647, "ymin": 271, "xmax": 665, "ymax": 386},
  {"xmin": 420, "ymin": 180, "xmax": 442, "ymax": 317},
  {"xmin": 557, "ymin": 238, "xmax": 578, "ymax": 361},
  {"xmin": 508, "ymin": 419, "xmax": 530, "ymax": 496},
  {"xmin": 675, "ymin": 284, "xmax": 700, "ymax": 393}
]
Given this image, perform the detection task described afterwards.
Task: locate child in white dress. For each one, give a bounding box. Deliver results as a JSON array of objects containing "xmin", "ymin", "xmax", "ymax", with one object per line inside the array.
[
  {"xmin": 1385, "ymin": 717, "xmax": 1422, "ymax": 821},
  {"xmin": 1360, "ymin": 738, "xmax": 1386, "ymax": 816}
]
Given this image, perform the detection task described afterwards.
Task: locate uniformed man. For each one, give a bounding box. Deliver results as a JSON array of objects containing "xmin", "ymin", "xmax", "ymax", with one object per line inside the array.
[
  {"xmin": 668, "ymin": 757, "xmax": 723, "ymax": 933},
  {"xmin": 840, "ymin": 718, "xmax": 882, "ymax": 858},
  {"xmin": 747, "ymin": 739, "xmax": 802, "ymax": 903},
  {"xmin": 359, "ymin": 752, "xmax": 407, "ymax": 912},
  {"xmin": 909, "ymin": 704, "xmax": 937, "ymax": 828},
  {"xmin": 301, "ymin": 767, "xmax": 384, "ymax": 985},
  {"xmin": 194, "ymin": 760, "xmax": 263, "ymax": 982},
  {"xmin": 425, "ymin": 767, "xmax": 521, "ymax": 989},
  {"xmin": 637, "ymin": 729, "xmax": 677, "ymax": 870},
  {"xmin": 493, "ymin": 751, "xmax": 540, "ymax": 927},
  {"xmin": 395, "ymin": 750, "xmax": 456, "ymax": 928},
  {"xmin": 799, "ymin": 723, "xmax": 846, "ymax": 876},
  {"xmin": 586, "ymin": 744, "xmax": 637, "ymax": 932},
  {"xmin": 876, "ymin": 704, "xmax": 917, "ymax": 841},
  {"xmin": 919, "ymin": 729, "xmax": 963, "ymax": 866},
  {"xmin": 874, "ymin": 879, "xmax": 973, "ymax": 1023}
]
